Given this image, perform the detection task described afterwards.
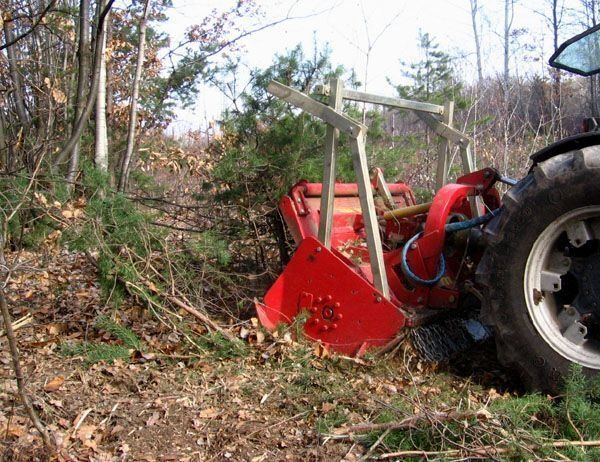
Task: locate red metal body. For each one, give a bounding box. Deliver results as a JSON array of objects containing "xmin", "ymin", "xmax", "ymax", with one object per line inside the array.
[{"xmin": 256, "ymin": 169, "xmax": 501, "ymax": 355}]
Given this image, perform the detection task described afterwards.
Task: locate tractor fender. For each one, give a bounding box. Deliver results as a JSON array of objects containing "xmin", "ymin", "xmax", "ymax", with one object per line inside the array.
[{"xmin": 530, "ymin": 132, "xmax": 600, "ymax": 167}]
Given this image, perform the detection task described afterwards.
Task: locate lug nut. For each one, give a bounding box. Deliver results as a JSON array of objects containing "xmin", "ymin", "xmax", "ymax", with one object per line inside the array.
[
  {"xmin": 335, "ymin": 314, "xmax": 343, "ymax": 320},
  {"xmin": 331, "ymin": 323, "xmax": 338, "ymax": 330},
  {"xmin": 325, "ymin": 295, "xmax": 332, "ymax": 301}
]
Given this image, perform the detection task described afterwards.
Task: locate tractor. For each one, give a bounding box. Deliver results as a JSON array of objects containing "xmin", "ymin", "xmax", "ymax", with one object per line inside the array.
[{"xmin": 255, "ymin": 24, "xmax": 600, "ymax": 393}]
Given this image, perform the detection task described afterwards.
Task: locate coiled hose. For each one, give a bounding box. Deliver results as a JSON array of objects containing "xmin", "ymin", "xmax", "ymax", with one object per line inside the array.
[{"xmin": 401, "ymin": 208, "xmax": 501, "ymax": 286}]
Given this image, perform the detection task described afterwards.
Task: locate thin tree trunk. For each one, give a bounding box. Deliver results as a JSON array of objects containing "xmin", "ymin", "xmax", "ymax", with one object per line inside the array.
[
  {"xmin": 67, "ymin": 0, "xmax": 92, "ymax": 184},
  {"xmin": 53, "ymin": 0, "xmax": 115, "ymax": 168},
  {"xmin": 503, "ymin": 0, "xmax": 513, "ymax": 87},
  {"xmin": 95, "ymin": 10, "xmax": 109, "ymax": 172},
  {"xmin": 0, "ymin": 287, "xmax": 53, "ymax": 449},
  {"xmin": 118, "ymin": 0, "xmax": 151, "ymax": 192},
  {"xmin": 470, "ymin": 0, "xmax": 483, "ymax": 82},
  {"xmin": 3, "ymin": 14, "xmax": 30, "ymax": 127}
]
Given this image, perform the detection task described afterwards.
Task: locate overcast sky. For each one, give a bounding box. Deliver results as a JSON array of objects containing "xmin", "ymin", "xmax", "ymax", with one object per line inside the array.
[{"xmin": 162, "ymin": 0, "xmax": 589, "ymax": 132}]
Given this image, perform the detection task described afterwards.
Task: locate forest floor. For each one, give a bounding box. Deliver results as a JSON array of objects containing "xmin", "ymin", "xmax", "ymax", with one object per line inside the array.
[{"xmin": 0, "ymin": 248, "xmax": 520, "ymax": 461}]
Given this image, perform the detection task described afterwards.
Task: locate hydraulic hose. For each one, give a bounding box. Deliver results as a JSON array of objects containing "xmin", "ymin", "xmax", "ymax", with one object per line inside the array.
[{"xmin": 401, "ymin": 208, "xmax": 502, "ymax": 286}]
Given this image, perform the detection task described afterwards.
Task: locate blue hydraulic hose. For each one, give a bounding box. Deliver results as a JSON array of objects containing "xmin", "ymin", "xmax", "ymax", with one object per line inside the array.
[{"xmin": 401, "ymin": 208, "xmax": 502, "ymax": 286}]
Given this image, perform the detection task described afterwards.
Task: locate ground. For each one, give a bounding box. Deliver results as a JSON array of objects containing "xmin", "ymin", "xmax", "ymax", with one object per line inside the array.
[{"xmin": 0, "ymin": 249, "xmax": 517, "ymax": 461}]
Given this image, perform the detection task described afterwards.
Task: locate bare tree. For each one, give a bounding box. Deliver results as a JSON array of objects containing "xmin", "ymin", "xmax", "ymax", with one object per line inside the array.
[
  {"xmin": 118, "ymin": 0, "xmax": 151, "ymax": 192},
  {"xmin": 503, "ymin": 0, "xmax": 515, "ymax": 87},
  {"xmin": 470, "ymin": 0, "xmax": 483, "ymax": 82},
  {"xmin": 54, "ymin": 0, "xmax": 115, "ymax": 169},
  {"xmin": 67, "ymin": 0, "xmax": 92, "ymax": 184}
]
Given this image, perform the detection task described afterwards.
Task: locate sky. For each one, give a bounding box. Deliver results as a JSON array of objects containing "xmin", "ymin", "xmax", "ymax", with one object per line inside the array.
[{"xmin": 161, "ymin": 0, "xmax": 589, "ymax": 132}]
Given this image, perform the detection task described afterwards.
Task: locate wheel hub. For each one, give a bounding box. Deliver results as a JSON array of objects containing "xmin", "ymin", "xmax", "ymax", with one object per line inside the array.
[
  {"xmin": 524, "ymin": 205, "xmax": 600, "ymax": 370},
  {"xmin": 572, "ymin": 251, "xmax": 600, "ymax": 317}
]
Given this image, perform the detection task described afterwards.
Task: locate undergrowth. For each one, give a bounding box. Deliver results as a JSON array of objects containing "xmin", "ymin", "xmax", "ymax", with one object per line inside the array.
[
  {"xmin": 359, "ymin": 365, "xmax": 600, "ymax": 460},
  {"xmin": 61, "ymin": 316, "xmax": 144, "ymax": 364}
]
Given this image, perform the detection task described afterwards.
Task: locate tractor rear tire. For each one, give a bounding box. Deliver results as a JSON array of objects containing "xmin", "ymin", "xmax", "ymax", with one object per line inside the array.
[{"xmin": 478, "ymin": 146, "xmax": 600, "ymax": 394}]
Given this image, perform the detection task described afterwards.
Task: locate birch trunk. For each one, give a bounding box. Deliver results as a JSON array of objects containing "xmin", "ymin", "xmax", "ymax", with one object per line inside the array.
[
  {"xmin": 94, "ymin": 10, "xmax": 109, "ymax": 172},
  {"xmin": 118, "ymin": 0, "xmax": 151, "ymax": 192}
]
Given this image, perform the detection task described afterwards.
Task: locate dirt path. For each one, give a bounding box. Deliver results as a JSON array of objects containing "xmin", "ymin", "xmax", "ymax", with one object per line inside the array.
[{"xmin": 0, "ymin": 250, "xmax": 509, "ymax": 461}]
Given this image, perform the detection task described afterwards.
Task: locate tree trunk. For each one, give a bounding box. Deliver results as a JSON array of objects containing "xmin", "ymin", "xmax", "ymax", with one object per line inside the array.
[
  {"xmin": 53, "ymin": 0, "xmax": 115, "ymax": 168},
  {"xmin": 67, "ymin": 0, "xmax": 92, "ymax": 184},
  {"xmin": 95, "ymin": 11, "xmax": 109, "ymax": 173},
  {"xmin": 118, "ymin": 0, "xmax": 151, "ymax": 192},
  {"xmin": 503, "ymin": 0, "xmax": 514, "ymax": 88},
  {"xmin": 470, "ymin": 0, "xmax": 483, "ymax": 82},
  {"xmin": 3, "ymin": 13, "xmax": 30, "ymax": 127}
]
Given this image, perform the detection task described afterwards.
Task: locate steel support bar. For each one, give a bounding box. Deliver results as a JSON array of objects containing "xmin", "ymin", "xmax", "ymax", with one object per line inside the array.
[
  {"xmin": 350, "ymin": 132, "xmax": 389, "ymax": 298},
  {"xmin": 314, "ymin": 84, "xmax": 444, "ymax": 115},
  {"xmin": 318, "ymin": 79, "xmax": 343, "ymax": 248},
  {"xmin": 267, "ymin": 81, "xmax": 365, "ymax": 138},
  {"xmin": 433, "ymin": 101, "xmax": 454, "ymax": 190}
]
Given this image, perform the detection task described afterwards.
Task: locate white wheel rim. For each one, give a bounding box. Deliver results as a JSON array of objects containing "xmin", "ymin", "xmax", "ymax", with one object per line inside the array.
[{"xmin": 524, "ymin": 205, "xmax": 600, "ymax": 370}]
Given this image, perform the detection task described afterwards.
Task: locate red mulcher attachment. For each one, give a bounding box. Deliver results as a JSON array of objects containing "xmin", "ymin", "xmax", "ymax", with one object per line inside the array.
[
  {"xmin": 256, "ymin": 79, "xmax": 502, "ymax": 357},
  {"xmin": 256, "ymin": 179, "xmax": 414, "ymax": 355}
]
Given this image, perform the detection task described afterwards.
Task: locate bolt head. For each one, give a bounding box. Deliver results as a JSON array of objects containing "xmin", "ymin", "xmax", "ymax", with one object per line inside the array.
[
  {"xmin": 410, "ymin": 243, "xmax": 417, "ymax": 250},
  {"xmin": 375, "ymin": 296, "xmax": 382, "ymax": 303},
  {"xmin": 316, "ymin": 246, "xmax": 322, "ymax": 253}
]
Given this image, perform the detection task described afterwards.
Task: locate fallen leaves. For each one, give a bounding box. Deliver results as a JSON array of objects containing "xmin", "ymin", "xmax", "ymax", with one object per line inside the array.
[{"xmin": 44, "ymin": 375, "xmax": 65, "ymax": 392}]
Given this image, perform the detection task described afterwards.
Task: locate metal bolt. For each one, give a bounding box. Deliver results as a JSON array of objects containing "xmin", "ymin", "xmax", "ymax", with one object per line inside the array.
[
  {"xmin": 335, "ymin": 314, "xmax": 343, "ymax": 320},
  {"xmin": 316, "ymin": 297, "xmax": 323, "ymax": 303},
  {"xmin": 334, "ymin": 302, "xmax": 341, "ymax": 308},
  {"xmin": 316, "ymin": 246, "xmax": 322, "ymax": 253},
  {"xmin": 320, "ymin": 325, "xmax": 330, "ymax": 332},
  {"xmin": 331, "ymin": 324, "xmax": 338, "ymax": 330},
  {"xmin": 417, "ymin": 297, "xmax": 424, "ymax": 304},
  {"xmin": 410, "ymin": 243, "xmax": 417, "ymax": 250},
  {"xmin": 325, "ymin": 295, "xmax": 332, "ymax": 302},
  {"xmin": 375, "ymin": 296, "xmax": 382, "ymax": 303},
  {"xmin": 449, "ymin": 295, "xmax": 456, "ymax": 303},
  {"xmin": 310, "ymin": 307, "xmax": 317, "ymax": 313},
  {"xmin": 297, "ymin": 198, "xmax": 301, "ymax": 203}
]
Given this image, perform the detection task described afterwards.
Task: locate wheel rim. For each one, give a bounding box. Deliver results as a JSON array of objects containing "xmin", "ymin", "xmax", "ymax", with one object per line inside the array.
[{"xmin": 524, "ymin": 205, "xmax": 600, "ymax": 370}]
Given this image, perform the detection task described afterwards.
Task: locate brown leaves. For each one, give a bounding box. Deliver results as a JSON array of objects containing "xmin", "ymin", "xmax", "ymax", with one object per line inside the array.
[{"xmin": 44, "ymin": 375, "xmax": 65, "ymax": 392}]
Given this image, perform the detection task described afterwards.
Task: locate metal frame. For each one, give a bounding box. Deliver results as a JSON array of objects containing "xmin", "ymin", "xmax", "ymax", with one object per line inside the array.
[{"xmin": 266, "ymin": 79, "xmax": 475, "ymax": 300}]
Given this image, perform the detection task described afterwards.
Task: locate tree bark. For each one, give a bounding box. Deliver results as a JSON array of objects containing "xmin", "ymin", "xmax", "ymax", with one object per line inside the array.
[
  {"xmin": 67, "ymin": 0, "xmax": 92, "ymax": 184},
  {"xmin": 470, "ymin": 0, "xmax": 483, "ymax": 82},
  {"xmin": 95, "ymin": 8, "xmax": 109, "ymax": 172},
  {"xmin": 53, "ymin": 0, "xmax": 115, "ymax": 168},
  {"xmin": 3, "ymin": 13, "xmax": 30, "ymax": 127},
  {"xmin": 0, "ymin": 287, "xmax": 53, "ymax": 449},
  {"xmin": 118, "ymin": 0, "xmax": 151, "ymax": 192}
]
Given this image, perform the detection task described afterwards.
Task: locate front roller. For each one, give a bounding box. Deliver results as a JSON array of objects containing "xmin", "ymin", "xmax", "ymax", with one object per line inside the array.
[
  {"xmin": 478, "ymin": 146, "xmax": 600, "ymax": 394},
  {"xmin": 256, "ymin": 237, "xmax": 406, "ymax": 356}
]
